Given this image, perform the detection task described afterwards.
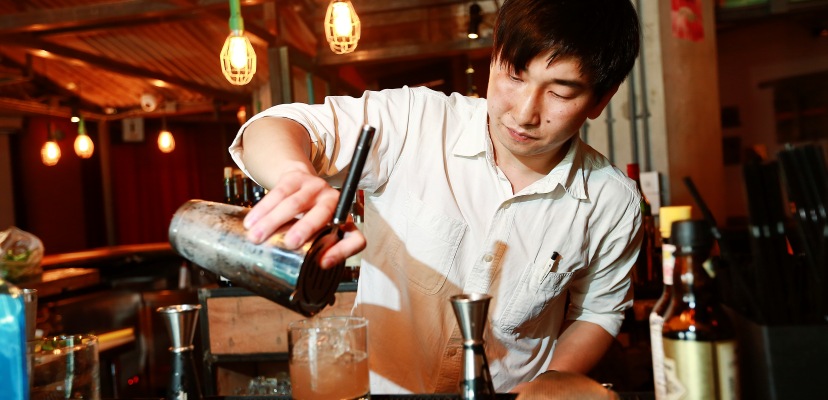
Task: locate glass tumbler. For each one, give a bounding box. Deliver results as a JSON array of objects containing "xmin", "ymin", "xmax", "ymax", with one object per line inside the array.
[
  {"xmin": 288, "ymin": 316, "xmax": 369, "ymax": 400},
  {"xmin": 28, "ymin": 334, "xmax": 100, "ymax": 400}
]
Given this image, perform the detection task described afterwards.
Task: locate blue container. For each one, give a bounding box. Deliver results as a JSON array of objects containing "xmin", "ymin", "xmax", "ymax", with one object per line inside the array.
[{"xmin": 0, "ymin": 278, "xmax": 28, "ymax": 400}]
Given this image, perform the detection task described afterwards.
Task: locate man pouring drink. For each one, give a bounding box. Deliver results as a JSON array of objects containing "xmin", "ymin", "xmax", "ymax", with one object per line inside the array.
[{"xmin": 229, "ymin": 0, "xmax": 643, "ymax": 397}]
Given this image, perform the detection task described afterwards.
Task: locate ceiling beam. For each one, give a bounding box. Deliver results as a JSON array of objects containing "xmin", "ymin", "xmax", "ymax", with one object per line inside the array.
[
  {"xmin": 342, "ymin": 0, "xmax": 469, "ymax": 15},
  {"xmin": 4, "ymin": 34, "xmax": 250, "ymax": 103},
  {"xmin": 0, "ymin": 0, "xmax": 273, "ymax": 36},
  {"xmin": 316, "ymin": 37, "xmax": 492, "ymax": 66},
  {"xmin": 0, "ymin": 97, "xmax": 107, "ymax": 120}
]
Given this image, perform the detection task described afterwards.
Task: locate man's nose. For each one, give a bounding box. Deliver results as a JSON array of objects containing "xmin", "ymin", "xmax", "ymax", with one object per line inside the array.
[{"xmin": 513, "ymin": 90, "xmax": 541, "ymax": 127}]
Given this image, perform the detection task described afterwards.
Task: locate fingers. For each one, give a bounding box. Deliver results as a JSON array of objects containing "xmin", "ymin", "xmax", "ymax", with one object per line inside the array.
[
  {"xmin": 244, "ymin": 172, "xmax": 339, "ymax": 246},
  {"xmin": 319, "ymin": 223, "xmax": 367, "ymax": 269},
  {"xmin": 283, "ymin": 194, "xmax": 338, "ymax": 248}
]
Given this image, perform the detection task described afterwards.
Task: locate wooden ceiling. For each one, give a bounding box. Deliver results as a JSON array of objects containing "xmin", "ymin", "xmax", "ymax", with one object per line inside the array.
[{"xmin": 0, "ymin": 0, "xmax": 497, "ymax": 122}]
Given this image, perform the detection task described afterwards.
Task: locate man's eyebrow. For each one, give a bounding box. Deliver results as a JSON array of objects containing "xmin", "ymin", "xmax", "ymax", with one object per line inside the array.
[{"xmin": 549, "ymin": 78, "xmax": 587, "ymax": 90}]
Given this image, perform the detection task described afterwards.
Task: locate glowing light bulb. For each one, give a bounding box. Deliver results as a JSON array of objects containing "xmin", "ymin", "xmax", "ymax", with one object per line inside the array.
[
  {"xmin": 228, "ymin": 35, "xmax": 249, "ymax": 69},
  {"xmin": 332, "ymin": 3, "xmax": 352, "ymax": 37},
  {"xmin": 74, "ymin": 134, "xmax": 94, "ymax": 158},
  {"xmin": 41, "ymin": 141, "xmax": 61, "ymax": 166},
  {"xmin": 158, "ymin": 130, "xmax": 175, "ymax": 153}
]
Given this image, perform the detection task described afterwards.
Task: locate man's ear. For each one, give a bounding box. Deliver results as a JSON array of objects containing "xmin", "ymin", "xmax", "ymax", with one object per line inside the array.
[{"xmin": 587, "ymin": 84, "xmax": 620, "ymax": 120}]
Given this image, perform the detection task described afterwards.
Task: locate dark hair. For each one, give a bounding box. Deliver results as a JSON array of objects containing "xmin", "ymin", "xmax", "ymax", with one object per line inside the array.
[{"xmin": 492, "ymin": 0, "xmax": 641, "ymax": 99}]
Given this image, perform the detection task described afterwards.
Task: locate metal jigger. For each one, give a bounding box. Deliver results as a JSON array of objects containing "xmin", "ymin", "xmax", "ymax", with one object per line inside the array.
[
  {"xmin": 157, "ymin": 304, "xmax": 202, "ymax": 400},
  {"xmin": 451, "ymin": 293, "xmax": 496, "ymax": 400}
]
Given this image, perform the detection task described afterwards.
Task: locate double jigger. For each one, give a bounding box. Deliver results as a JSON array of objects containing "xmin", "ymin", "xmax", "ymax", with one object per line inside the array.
[
  {"xmin": 451, "ymin": 293, "xmax": 496, "ymax": 400},
  {"xmin": 157, "ymin": 304, "xmax": 202, "ymax": 400}
]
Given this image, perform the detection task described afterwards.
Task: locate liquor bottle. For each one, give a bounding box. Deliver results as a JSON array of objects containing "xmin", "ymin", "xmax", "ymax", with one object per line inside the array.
[
  {"xmin": 649, "ymin": 205, "xmax": 692, "ymax": 400},
  {"xmin": 231, "ymin": 169, "xmax": 245, "ymax": 207},
  {"xmin": 627, "ymin": 163, "xmax": 657, "ymax": 292},
  {"xmin": 661, "ymin": 220, "xmax": 739, "ymax": 400},
  {"xmin": 240, "ymin": 176, "xmax": 254, "ymax": 208},
  {"xmin": 251, "ymin": 184, "xmax": 265, "ymax": 206},
  {"xmin": 219, "ymin": 167, "xmax": 238, "ymax": 287},
  {"xmin": 223, "ymin": 167, "xmax": 236, "ymax": 205},
  {"xmin": 342, "ymin": 190, "xmax": 364, "ymax": 282}
]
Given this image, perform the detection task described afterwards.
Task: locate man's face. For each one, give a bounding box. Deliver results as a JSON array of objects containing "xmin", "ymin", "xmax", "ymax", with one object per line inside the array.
[{"xmin": 486, "ymin": 53, "xmax": 612, "ymax": 169}]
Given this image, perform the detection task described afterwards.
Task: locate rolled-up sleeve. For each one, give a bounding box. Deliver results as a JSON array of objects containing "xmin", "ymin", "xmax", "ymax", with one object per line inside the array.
[
  {"xmin": 566, "ymin": 188, "xmax": 642, "ymax": 337},
  {"xmin": 228, "ymin": 87, "xmax": 416, "ymax": 191}
]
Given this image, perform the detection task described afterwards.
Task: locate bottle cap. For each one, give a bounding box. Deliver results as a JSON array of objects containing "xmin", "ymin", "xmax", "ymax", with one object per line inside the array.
[
  {"xmin": 659, "ymin": 205, "xmax": 692, "ymax": 239},
  {"xmin": 672, "ymin": 219, "xmax": 714, "ymax": 254}
]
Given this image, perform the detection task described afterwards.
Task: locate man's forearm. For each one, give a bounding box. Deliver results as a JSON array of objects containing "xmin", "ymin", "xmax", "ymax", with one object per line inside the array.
[
  {"xmin": 547, "ymin": 320, "xmax": 614, "ymax": 374},
  {"xmin": 240, "ymin": 117, "xmax": 315, "ymax": 189}
]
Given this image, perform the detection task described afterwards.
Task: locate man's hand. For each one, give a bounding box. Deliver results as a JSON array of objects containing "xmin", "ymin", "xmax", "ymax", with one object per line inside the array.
[
  {"xmin": 242, "ymin": 169, "xmax": 367, "ymax": 268},
  {"xmin": 512, "ymin": 371, "xmax": 618, "ymax": 400}
]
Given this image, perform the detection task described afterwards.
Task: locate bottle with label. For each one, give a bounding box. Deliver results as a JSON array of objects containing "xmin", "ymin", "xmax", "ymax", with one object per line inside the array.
[
  {"xmin": 627, "ymin": 163, "xmax": 657, "ymax": 294},
  {"xmin": 662, "ymin": 220, "xmax": 739, "ymax": 400},
  {"xmin": 649, "ymin": 205, "xmax": 692, "ymax": 400}
]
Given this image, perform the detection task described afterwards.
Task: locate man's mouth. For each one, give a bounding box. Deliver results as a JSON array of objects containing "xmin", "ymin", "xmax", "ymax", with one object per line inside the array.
[{"xmin": 507, "ymin": 127, "xmax": 535, "ymax": 142}]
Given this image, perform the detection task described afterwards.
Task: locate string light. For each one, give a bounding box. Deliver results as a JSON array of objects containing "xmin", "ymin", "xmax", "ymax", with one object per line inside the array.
[
  {"xmin": 41, "ymin": 122, "xmax": 61, "ymax": 166},
  {"xmin": 158, "ymin": 117, "xmax": 175, "ymax": 153},
  {"xmin": 220, "ymin": 0, "xmax": 256, "ymax": 85},
  {"xmin": 73, "ymin": 116, "xmax": 94, "ymax": 158},
  {"xmin": 324, "ymin": 0, "xmax": 361, "ymax": 54}
]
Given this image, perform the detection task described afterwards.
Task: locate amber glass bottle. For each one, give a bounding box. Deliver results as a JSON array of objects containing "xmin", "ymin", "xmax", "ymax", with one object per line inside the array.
[
  {"xmin": 661, "ymin": 220, "xmax": 739, "ymax": 400},
  {"xmin": 649, "ymin": 205, "xmax": 692, "ymax": 399}
]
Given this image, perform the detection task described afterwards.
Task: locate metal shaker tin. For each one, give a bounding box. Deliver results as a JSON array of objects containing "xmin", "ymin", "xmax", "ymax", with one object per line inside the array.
[{"xmin": 168, "ymin": 200, "xmax": 343, "ymax": 317}]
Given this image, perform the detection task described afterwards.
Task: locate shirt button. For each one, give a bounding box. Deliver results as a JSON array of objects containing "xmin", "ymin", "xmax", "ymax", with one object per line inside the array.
[{"xmin": 483, "ymin": 254, "xmax": 494, "ymax": 263}]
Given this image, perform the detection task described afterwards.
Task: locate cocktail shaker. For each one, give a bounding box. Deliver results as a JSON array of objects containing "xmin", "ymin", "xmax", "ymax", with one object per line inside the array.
[{"xmin": 168, "ymin": 125, "xmax": 375, "ymax": 317}]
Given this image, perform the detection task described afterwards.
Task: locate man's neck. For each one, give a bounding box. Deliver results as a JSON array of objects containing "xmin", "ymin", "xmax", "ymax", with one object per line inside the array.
[{"xmin": 493, "ymin": 138, "xmax": 571, "ymax": 194}]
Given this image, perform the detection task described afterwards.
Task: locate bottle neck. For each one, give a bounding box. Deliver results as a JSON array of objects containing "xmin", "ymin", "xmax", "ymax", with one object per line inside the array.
[
  {"xmin": 670, "ymin": 251, "xmax": 716, "ymax": 309},
  {"xmin": 661, "ymin": 241, "xmax": 675, "ymax": 286}
]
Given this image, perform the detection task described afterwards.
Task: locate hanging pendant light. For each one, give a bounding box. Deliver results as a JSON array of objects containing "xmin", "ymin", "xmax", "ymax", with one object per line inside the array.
[
  {"xmin": 324, "ymin": 0, "xmax": 361, "ymax": 54},
  {"xmin": 41, "ymin": 122, "xmax": 61, "ymax": 166},
  {"xmin": 73, "ymin": 116, "xmax": 94, "ymax": 158},
  {"xmin": 220, "ymin": 0, "xmax": 256, "ymax": 85},
  {"xmin": 468, "ymin": 3, "xmax": 482, "ymax": 39},
  {"xmin": 158, "ymin": 117, "xmax": 175, "ymax": 153}
]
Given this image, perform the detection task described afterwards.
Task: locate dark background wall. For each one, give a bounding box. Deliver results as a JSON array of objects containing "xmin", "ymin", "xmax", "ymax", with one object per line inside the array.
[{"xmin": 11, "ymin": 116, "xmax": 234, "ymax": 254}]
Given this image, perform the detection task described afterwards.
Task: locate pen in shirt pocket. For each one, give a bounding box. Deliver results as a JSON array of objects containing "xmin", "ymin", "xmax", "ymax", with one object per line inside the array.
[{"xmin": 542, "ymin": 251, "xmax": 562, "ymax": 282}]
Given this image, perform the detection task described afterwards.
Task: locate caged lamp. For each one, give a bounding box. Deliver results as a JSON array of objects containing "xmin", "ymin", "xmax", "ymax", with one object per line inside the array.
[
  {"xmin": 220, "ymin": 0, "xmax": 256, "ymax": 85},
  {"xmin": 324, "ymin": 0, "xmax": 361, "ymax": 54}
]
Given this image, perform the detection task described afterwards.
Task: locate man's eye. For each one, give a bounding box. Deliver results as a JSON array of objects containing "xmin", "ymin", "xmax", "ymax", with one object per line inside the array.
[{"xmin": 550, "ymin": 91, "xmax": 575, "ymax": 100}]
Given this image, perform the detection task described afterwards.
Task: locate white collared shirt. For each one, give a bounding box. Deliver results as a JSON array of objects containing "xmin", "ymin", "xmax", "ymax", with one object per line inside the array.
[{"xmin": 229, "ymin": 86, "xmax": 642, "ymax": 394}]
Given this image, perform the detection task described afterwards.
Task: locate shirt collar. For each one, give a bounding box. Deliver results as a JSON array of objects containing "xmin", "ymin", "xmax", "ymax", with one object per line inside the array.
[
  {"xmin": 452, "ymin": 102, "xmax": 489, "ymax": 158},
  {"xmin": 452, "ymin": 103, "xmax": 588, "ymax": 200},
  {"xmin": 527, "ymin": 137, "xmax": 588, "ymax": 200}
]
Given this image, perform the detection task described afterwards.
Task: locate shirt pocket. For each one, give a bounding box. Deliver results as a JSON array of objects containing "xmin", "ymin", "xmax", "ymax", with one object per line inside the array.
[
  {"xmin": 389, "ymin": 193, "xmax": 466, "ymax": 295},
  {"xmin": 496, "ymin": 260, "xmax": 575, "ymax": 334}
]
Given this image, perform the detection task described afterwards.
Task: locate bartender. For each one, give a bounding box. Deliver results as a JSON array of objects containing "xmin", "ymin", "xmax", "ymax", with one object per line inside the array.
[{"xmin": 230, "ymin": 0, "xmax": 642, "ymax": 397}]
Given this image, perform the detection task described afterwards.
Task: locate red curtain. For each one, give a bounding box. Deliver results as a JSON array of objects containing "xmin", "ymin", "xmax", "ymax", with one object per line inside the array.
[{"xmin": 110, "ymin": 120, "xmax": 229, "ymax": 245}]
